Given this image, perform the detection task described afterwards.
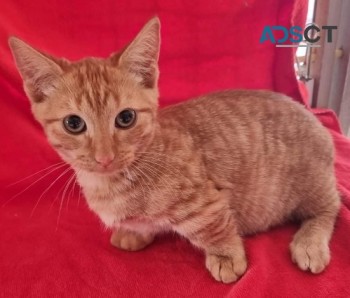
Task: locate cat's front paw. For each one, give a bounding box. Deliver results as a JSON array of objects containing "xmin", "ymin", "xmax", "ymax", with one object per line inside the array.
[
  {"xmin": 110, "ymin": 228, "xmax": 155, "ymax": 251},
  {"xmin": 205, "ymin": 253, "xmax": 247, "ymax": 283},
  {"xmin": 290, "ymin": 238, "xmax": 330, "ymax": 274}
]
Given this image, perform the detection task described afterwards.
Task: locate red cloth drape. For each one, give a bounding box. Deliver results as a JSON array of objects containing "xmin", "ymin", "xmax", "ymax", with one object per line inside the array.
[{"xmin": 1, "ymin": 1, "xmax": 349, "ymax": 297}]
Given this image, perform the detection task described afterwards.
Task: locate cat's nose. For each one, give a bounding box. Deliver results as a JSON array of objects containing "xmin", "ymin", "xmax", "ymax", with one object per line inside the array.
[{"xmin": 95, "ymin": 154, "xmax": 115, "ymax": 167}]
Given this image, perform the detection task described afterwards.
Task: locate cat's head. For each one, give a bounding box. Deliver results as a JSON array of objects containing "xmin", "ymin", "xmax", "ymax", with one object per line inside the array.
[{"xmin": 9, "ymin": 18, "xmax": 160, "ymax": 175}]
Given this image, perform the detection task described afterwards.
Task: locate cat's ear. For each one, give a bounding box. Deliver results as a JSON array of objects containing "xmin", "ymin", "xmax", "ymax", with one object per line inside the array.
[
  {"xmin": 9, "ymin": 37, "xmax": 64, "ymax": 103},
  {"xmin": 113, "ymin": 17, "xmax": 160, "ymax": 88}
]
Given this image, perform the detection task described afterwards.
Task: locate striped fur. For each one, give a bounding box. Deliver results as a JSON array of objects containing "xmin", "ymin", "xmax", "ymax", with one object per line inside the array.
[{"xmin": 9, "ymin": 18, "xmax": 340, "ymax": 283}]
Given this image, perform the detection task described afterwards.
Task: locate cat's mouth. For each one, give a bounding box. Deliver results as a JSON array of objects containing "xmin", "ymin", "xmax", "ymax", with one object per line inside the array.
[
  {"xmin": 71, "ymin": 155, "xmax": 135, "ymax": 176},
  {"xmin": 85, "ymin": 159, "xmax": 133, "ymax": 175},
  {"xmin": 93, "ymin": 165, "xmax": 118, "ymax": 174},
  {"xmin": 72, "ymin": 162, "xmax": 118, "ymax": 175}
]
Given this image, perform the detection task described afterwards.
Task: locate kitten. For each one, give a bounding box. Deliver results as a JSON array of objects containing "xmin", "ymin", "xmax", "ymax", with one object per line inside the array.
[{"xmin": 9, "ymin": 17, "xmax": 340, "ymax": 283}]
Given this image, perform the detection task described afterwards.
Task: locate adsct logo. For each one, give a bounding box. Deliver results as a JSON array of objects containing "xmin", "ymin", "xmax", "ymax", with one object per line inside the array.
[{"xmin": 260, "ymin": 24, "xmax": 337, "ymax": 47}]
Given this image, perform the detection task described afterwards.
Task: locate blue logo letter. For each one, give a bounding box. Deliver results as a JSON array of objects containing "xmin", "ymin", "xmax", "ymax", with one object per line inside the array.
[
  {"xmin": 272, "ymin": 26, "xmax": 289, "ymax": 43},
  {"xmin": 289, "ymin": 26, "xmax": 303, "ymax": 43},
  {"xmin": 260, "ymin": 26, "xmax": 275, "ymax": 44}
]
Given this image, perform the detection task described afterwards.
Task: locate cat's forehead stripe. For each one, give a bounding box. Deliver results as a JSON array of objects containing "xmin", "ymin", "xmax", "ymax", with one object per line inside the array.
[{"xmin": 72, "ymin": 62, "xmax": 120, "ymax": 112}]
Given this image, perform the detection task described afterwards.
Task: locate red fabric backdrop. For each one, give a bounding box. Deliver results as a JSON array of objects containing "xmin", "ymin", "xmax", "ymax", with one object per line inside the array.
[{"xmin": 1, "ymin": 0, "xmax": 350, "ymax": 297}]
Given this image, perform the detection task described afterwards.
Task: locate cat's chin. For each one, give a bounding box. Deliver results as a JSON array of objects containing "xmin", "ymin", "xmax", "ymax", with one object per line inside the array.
[{"xmin": 89, "ymin": 167, "xmax": 120, "ymax": 176}]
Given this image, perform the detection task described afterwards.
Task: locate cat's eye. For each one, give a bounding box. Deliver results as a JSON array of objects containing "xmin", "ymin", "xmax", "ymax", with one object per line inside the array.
[
  {"xmin": 115, "ymin": 109, "xmax": 136, "ymax": 129},
  {"xmin": 63, "ymin": 115, "xmax": 86, "ymax": 134}
]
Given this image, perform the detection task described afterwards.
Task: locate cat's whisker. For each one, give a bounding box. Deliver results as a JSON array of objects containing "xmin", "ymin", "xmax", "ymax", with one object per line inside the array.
[
  {"xmin": 140, "ymin": 156, "xmax": 183, "ymax": 177},
  {"xmin": 67, "ymin": 179, "xmax": 76, "ymax": 207},
  {"xmin": 137, "ymin": 151, "xmax": 183, "ymax": 167},
  {"xmin": 30, "ymin": 167, "xmax": 73, "ymax": 217},
  {"xmin": 122, "ymin": 168, "xmax": 132, "ymax": 186},
  {"xmin": 129, "ymin": 164, "xmax": 155, "ymax": 199},
  {"xmin": 124, "ymin": 168, "xmax": 134, "ymax": 181},
  {"xmin": 132, "ymin": 164, "xmax": 160, "ymax": 197},
  {"xmin": 135, "ymin": 166, "xmax": 155, "ymax": 194},
  {"xmin": 141, "ymin": 158, "xmax": 187, "ymax": 198},
  {"xmin": 68, "ymin": 176, "xmax": 77, "ymax": 206},
  {"xmin": 77, "ymin": 183, "xmax": 82, "ymax": 207},
  {"xmin": 2, "ymin": 163, "xmax": 69, "ymax": 208},
  {"xmin": 124, "ymin": 168, "xmax": 139, "ymax": 200},
  {"xmin": 49, "ymin": 169, "xmax": 76, "ymax": 213},
  {"xmin": 55, "ymin": 172, "xmax": 76, "ymax": 230},
  {"xmin": 141, "ymin": 148, "xmax": 238, "ymax": 172},
  {"xmin": 65, "ymin": 171, "xmax": 79, "ymax": 210},
  {"xmin": 139, "ymin": 160, "xmax": 181, "ymax": 199},
  {"xmin": 6, "ymin": 161, "xmax": 66, "ymax": 188},
  {"xmin": 136, "ymin": 157, "xmax": 182, "ymax": 178},
  {"xmin": 122, "ymin": 169, "xmax": 133, "ymax": 194},
  {"xmin": 129, "ymin": 166, "xmax": 148, "ymax": 200},
  {"xmin": 49, "ymin": 183, "xmax": 65, "ymax": 213},
  {"xmin": 137, "ymin": 151, "xmax": 181, "ymax": 157},
  {"xmin": 134, "ymin": 158, "xmax": 181, "ymax": 201}
]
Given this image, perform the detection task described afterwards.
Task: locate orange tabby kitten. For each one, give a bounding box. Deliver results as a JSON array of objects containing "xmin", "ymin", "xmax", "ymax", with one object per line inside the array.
[{"xmin": 9, "ymin": 18, "xmax": 340, "ymax": 283}]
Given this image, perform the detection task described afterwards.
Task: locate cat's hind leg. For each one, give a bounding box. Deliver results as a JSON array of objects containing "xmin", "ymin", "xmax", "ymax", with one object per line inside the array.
[{"xmin": 290, "ymin": 189, "xmax": 340, "ymax": 273}]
